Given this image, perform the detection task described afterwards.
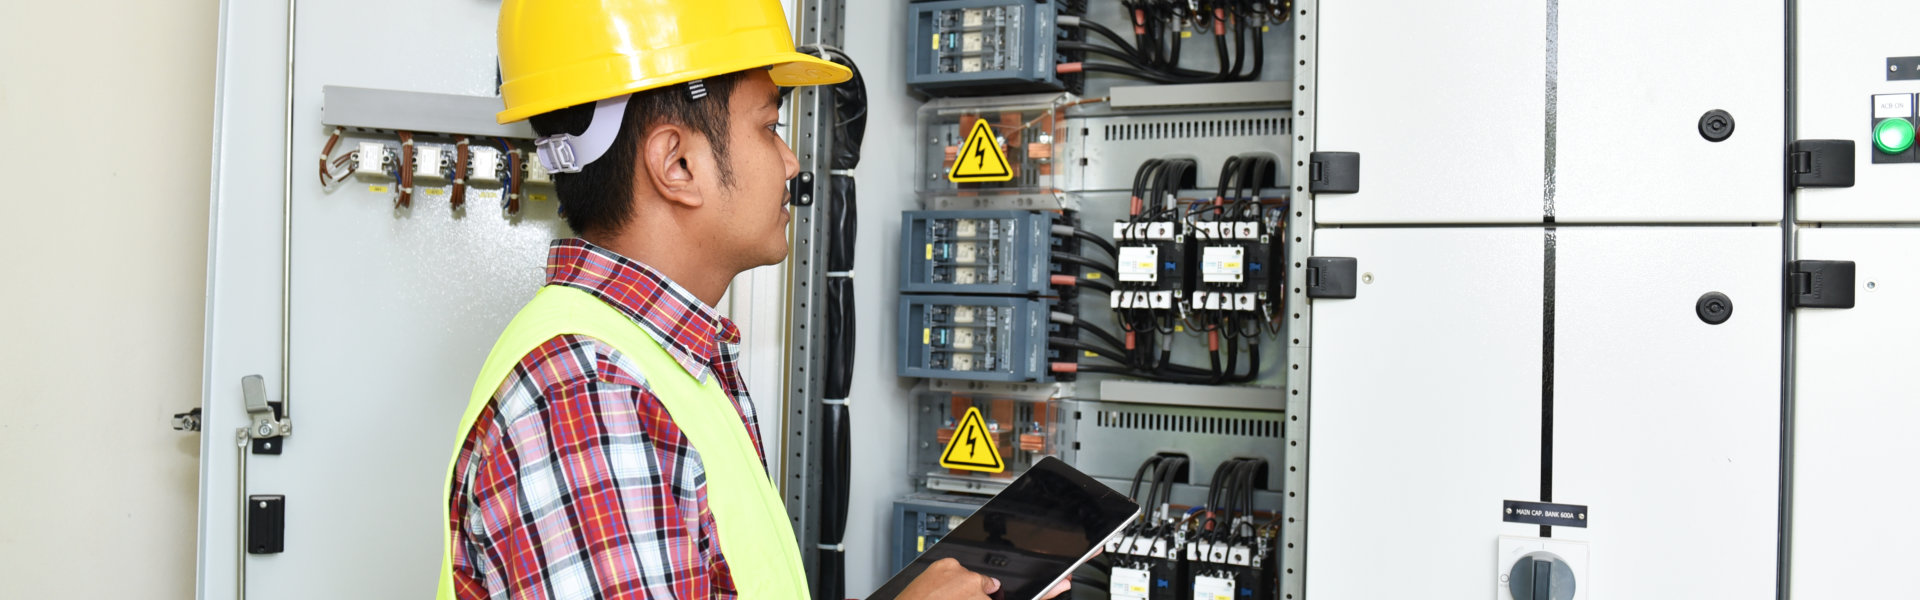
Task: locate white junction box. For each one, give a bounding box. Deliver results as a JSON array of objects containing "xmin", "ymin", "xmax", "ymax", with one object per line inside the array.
[
  {"xmin": 467, "ymin": 145, "xmax": 503, "ymax": 187},
  {"xmin": 351, "ymin": 141, "xmax": 391, "ymax": 182},
  {"xmin": 412, "ymin": 145, "xmax": 449, "ymax": 184},
  {"xmin": 1496, "ymin": 536, "xmax": 1589, "ymax": 600}
]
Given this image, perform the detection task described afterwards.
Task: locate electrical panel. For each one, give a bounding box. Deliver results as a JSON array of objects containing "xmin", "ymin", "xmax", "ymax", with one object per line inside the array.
[
  {"xmin": 897, "ymin": 295, "xmax": 1052, "ymax": 382},
  {"xmin": 899, "ymin": 210, "xmax": 1057, "ymax": 295},
  {"xmin": 905, "ymin": 0, "xmax": 1082, "ymax": 96},
  {"xmin": 911, "ymin": 393, "xmax": 1072, "ymax": 493}
]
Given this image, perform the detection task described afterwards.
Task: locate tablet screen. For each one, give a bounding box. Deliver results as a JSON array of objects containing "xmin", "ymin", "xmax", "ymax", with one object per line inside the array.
[{"xmin": 869, "ymin": 457, "xmax": 1140, "ymax": 600}]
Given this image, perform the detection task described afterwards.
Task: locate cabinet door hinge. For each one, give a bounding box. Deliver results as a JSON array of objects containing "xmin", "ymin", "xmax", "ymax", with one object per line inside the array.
[
  {"xmin": 1790, "ymin": 260, "xmax": 1856, "ymax": 309},
  {"xmin": 1305, "ymin": 257, "xmax": 1359, "ymax": 299},
  {"xmin": 1788, "ymin": 140, "xmax": 1855, "ymax": 188},
  {"xmin": 1308, "ymin": 152, "xmax": 1360, "ymax": 194}
]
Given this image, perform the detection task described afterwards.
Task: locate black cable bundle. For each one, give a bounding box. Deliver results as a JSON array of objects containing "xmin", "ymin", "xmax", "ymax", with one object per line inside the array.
[
  {"xmin": 1059, "ymin": 0, "xmax": 1287, "ymax": 84},
  {"xmin": 805, "ymin": 44, "xmax": 865, "ymax": 600}
]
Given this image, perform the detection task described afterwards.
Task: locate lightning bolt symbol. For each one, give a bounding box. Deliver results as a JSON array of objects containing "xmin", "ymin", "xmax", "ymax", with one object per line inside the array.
[
  {"xmin": 974, "ymin": 144, "xmax": 987, "ymax": 169},
  {"xmin": 965, "ymin": 428, "xmax": 978, "ymax": 456}
]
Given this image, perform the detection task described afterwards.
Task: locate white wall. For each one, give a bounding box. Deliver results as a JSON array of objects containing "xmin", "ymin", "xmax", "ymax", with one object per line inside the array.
[{"xmin": 0, "ymin": 1, "xmax": 218, "ymax": 598}]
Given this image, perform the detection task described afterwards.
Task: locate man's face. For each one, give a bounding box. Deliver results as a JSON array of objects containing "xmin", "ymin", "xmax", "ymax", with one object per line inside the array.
[{"xmin": 705, "ymin": 70, "xmax": 798, "ymax": 270}]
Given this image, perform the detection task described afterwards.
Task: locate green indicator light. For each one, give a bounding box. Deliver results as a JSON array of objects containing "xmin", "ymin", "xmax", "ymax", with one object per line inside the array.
[{"xmin": 1874, "ymin": 118, "xmax": 1915, "ymax": 154}]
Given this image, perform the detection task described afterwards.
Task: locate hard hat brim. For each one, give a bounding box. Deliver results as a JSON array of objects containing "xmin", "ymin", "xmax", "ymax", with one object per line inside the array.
[{"xmin": 496, "ymin": 52, "xmax": 852, "ymax": 124}]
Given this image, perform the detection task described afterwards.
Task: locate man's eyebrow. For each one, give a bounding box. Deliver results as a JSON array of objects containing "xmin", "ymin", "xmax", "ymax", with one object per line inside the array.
[{"xmin": 765, "ymin": 89, "xmax": 784, "ymax": 111}]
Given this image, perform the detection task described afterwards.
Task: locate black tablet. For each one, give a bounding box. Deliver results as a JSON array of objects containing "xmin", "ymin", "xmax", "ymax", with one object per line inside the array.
[{"xmin": 869, "ymin": 457, "xmax": 1141, "ymax": 600}]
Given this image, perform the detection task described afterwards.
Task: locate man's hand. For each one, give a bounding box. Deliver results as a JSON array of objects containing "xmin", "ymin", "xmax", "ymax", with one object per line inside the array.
[{"xmin": 894, "ymin": 558, "xmax": 1071, "ymax": 600}]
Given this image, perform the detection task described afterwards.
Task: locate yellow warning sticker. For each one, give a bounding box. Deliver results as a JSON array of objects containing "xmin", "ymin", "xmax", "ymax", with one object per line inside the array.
[
  {"xmin": 368, "ymin": 185, "xmax": 390, "ymax": 193},
  {"xmin": 925, "ymin": 243, "xmax": 933, "ymax": 260},
  {"xmin": 947, "ymin": 120, "xmax": 1016, "ymax": 183},
  {"xmin": 423, "ymin": 188, "xmax": 447, "ymax": 196},
  {"xmin": 530, "ymin": 194, "xmax": 550, "ymax": 202},
  {"xmin": 933, "ymin": 34, "xmax": 940, "ymax": 50},
  {"xmin": 1086, "ymin": 272, "xmax": 1102, "ymax": 280},
  {"xmin": 938, "ymin": 406, "xmax": 1006, "ymax": 472},
  {"xmin": 917, "ymin": 536, "xmax": 926, "ymax": 552},
  {"xmin": 923, "ymin": 328, "xmax": 931, "ymax": 345}
]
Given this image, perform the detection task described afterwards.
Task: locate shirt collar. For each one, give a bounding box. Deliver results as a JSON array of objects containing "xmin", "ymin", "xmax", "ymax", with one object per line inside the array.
[{"xmin": 544, "ymin": 238, "xmax": 741, "ymax": 382}]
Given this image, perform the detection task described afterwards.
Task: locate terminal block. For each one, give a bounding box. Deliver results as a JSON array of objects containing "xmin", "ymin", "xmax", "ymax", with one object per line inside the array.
[
  {"xmin": 900, "ymin": 210, "xmax": 1056, "ymax": 295},
  {"xmin": 898, "ymin": 295, "xmax": 1051, "ymax": 382}
]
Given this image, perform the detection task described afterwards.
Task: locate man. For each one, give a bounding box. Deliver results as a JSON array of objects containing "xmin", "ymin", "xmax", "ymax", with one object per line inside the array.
[{"xmin": 436, "ymin": 1, "xmax": 1070, "ymax": 599}]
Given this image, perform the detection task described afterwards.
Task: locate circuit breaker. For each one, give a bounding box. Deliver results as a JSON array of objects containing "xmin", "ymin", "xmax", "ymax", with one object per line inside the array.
[
  {"xmin": 900, "ymin": 210, "xmax": 1057, "ymax": 295},
  {"xmin": 890, "ymin": 495, "xmax": 988, "ymax": 572},
  {"xmin": 897, "ymin": 295, "xmax": 1052, "ymax": 382},
  {"xmin": 905, "ymin": 0, "xmax": 1080, "ymax": 96}
]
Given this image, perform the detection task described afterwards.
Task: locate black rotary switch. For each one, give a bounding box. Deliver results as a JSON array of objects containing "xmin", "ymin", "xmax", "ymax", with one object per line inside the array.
[{"xmin": 1508, "ymin": 552, "xmax": 1576, "ymax": 600}]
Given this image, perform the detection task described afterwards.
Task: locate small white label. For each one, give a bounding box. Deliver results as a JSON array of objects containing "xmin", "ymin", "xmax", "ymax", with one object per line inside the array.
[
  {"xmin": 1201, "ymin": 246, "xmax": 1245, "ymax": 283},
  {"xmin": 1110, "ymin": 568, "xmax": 1151, "ymax": 600},
  {"xmin": 961, "ymin": 8, "xmax": 985, "ymax": 27},
  {"xmin": 953, "ymin": 219, "xmax": 979, "ymax": 238},
  {"xmin": 950, "ymin": 354, "xmax": 975, "ymax": 371},
  {"xmin": 952, "ymin": 306, "xmax": 976, "ymax": 324},
  {"xmin": 960, "ymin": 57, "xmax": 984, "ymax": 73},
  {"xmin": 1118, "ymin": 246, "xmax": 1159, "ymax": 282},
  {"xmin": 953, "ymin": 267, "xmax": 978, "ymax": 285},
  {"xmin": 1875, "ymin": 94, "xmax": 1915, "ymax": 119},
  {"xmin": 1193, "ymin": 575, "xmax": 1235, "ymax": 600},
  {"xmin": 954, "ymin": 242, "xmax": 979, "ymax": 264}
]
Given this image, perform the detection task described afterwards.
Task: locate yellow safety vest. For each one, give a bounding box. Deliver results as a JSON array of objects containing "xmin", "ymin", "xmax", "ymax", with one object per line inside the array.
[{"xmin": 437, "ymin": 285, "xmax": 808, "ymax": 599}]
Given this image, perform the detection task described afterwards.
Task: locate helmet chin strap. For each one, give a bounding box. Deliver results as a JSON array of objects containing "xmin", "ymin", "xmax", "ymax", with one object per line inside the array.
[
  {"xmin": 534, "ymin": 94, "xmax": 629, "ymax": 174},
  {"xmin": 532, "ymin": 79, "xmax": 712, "ymax": 175}
]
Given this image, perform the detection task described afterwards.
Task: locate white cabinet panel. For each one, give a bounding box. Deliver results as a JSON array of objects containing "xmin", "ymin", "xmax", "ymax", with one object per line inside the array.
[
  {"xmin": 1556, "ymin": 3, "xmax": 1784, "ymax": 222},
  {"xmin": 1316, "ymin": 1, "xmax": 1546, "ymax": 224},
  {"xmin": 1796, "ymin": 0, "xmax": 1920, "ymax": 223},
  {"xmin": 1308, "ymin": 228, "xmax": 1544, "ymax": 599},
  {"xmin": 1791, "ymin": 227, "xmax": 1920, "ymax": 598},
  {"xmin": 1552, "ymin": 227, "xmax": 1781, "ymax": 599}
]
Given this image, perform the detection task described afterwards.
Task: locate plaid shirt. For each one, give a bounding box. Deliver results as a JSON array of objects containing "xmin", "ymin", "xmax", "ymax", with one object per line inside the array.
[{"xmin": 449, "ymin": 238, "xmax": 766, "ymax": 600}]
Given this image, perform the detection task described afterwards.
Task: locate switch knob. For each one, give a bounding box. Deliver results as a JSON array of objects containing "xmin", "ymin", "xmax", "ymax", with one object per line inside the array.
[{"xmin": 1507, "ymin": 552, "xmax": 1576, "ymax": 600}]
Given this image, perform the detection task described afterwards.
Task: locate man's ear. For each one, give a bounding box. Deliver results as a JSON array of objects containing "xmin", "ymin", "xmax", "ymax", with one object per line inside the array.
[{"xmin": 639, "ymin": 123, "xmax": 705, "ymax": 209}]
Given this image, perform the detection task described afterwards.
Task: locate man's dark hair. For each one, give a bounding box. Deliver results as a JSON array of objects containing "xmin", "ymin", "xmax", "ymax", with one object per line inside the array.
[{"xmin": 529, "ymin": 72, "xmax": 746, "ymax": 239}]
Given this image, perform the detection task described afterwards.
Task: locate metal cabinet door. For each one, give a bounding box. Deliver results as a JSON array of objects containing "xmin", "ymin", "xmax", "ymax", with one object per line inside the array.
[
  {"xmin": 1308, "ymin": 228, "xmax": 1545, "ymax": 599},
  {"xmin": 200, "ymin": 1, "xmax": 568, "ymax": 598},
  {"xmin": 1791, "ymin": 227, "xmax": 1920, "ymax": 598},
  {"xmin": 1554, "ymin": 2, "xmax": 1784, "ymax": 223},
  {"xmin": 1796, "ymin": 0, "xmax": 1920, "ymax": 223},
  {"xmin": 1551, "ymin": 227, "xmax": 1781, "ymax": 599},
  {"xmin": 1315, "ymin": 1, "xmax": 1547, "ymax": 224}
]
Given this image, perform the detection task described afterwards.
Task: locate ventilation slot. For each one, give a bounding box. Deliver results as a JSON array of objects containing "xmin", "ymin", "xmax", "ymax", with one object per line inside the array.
[
  {"xmin": 1101, "ymin": 117, "xmax": 1290, "ymax": 142},
  {"xmin": 1095, "ymin": 410, "xmax": 1282, "ymax": 438}
]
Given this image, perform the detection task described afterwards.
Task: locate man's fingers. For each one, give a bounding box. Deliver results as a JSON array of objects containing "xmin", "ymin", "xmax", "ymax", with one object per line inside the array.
[
  {"xmin": 979, "ymin": 573, "xmax": 1001, "ymax": 594},
  {"xmin": 1043, "ymin": 577, "xmax": 1072, "ymax": 599}
]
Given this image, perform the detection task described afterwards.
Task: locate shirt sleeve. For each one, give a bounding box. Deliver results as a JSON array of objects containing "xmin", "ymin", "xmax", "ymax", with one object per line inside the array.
[{"xmin": 454, "ymin": 335, "xmax": 727, "ymax": 600}]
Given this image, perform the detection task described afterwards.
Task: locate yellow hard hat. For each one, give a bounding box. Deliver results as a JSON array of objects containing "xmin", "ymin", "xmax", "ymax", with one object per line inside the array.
[{"xmin": 495, "ymin": 0, "xmax": 852, "ymax": 124}]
